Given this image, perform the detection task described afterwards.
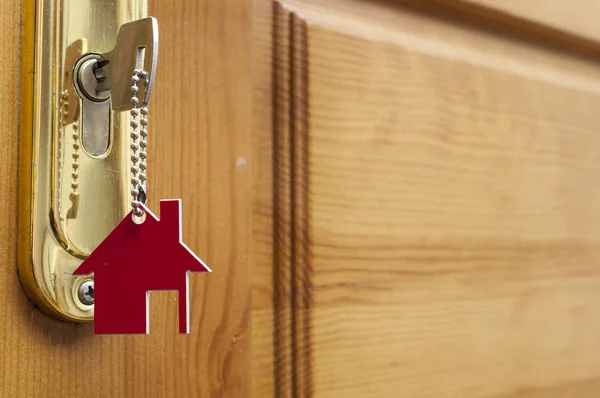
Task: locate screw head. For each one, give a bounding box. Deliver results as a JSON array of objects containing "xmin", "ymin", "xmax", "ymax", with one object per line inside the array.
[{"xmin": 78, "ymin": 280, "xmax": 95, "ymax": 306}]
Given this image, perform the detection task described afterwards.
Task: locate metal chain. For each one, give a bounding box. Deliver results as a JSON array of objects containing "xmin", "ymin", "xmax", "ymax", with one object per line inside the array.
[{"xmin": 130, "ymin": 69, "xmax": 149, "ymax": 217}]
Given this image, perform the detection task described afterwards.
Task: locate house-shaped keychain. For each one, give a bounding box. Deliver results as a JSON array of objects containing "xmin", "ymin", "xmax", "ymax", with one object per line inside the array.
[{"xmin": 74, "ymin": 199, "xmax": 211, "ymax": 334}]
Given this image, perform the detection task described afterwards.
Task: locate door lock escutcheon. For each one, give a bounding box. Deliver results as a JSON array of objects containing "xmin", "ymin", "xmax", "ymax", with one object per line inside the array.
[
  {"xmin": 18, "ymin": 0, "xmax": 159, "ymax": 322},
  {"xmin": 70, "ymin": 17, "xmax": 158, "ymax": 157}
]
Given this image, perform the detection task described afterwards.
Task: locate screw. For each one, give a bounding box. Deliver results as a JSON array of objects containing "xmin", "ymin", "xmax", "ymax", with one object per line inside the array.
[{"xmin": 78, "ymin": 280, "xmax": 95, "ymax": 306}]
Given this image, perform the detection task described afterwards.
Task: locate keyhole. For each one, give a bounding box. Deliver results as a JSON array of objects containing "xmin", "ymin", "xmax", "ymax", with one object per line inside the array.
[{"xmin": 73, "ymin": 53, "xmax": 111, "ymax": 157}]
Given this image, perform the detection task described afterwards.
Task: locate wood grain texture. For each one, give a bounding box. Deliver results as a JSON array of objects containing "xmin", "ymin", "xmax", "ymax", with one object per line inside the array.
[
  {"xmin": 463, "ymin": 0, "xmax": 600, "ymax": 44},
  {"xmin": 253, "ymin": 0, "xmax": 600, "ymax": 397},
  {"xmin": 252, "ymin": 1, "xmax": 277, "ymax": 396},
  {"xmin": 1, "ymin": 0, "xmax": 252, "ymax": 397},
  {"xmin": 0, "ymin": 5, "xmax": 21, "ymax": 398}
]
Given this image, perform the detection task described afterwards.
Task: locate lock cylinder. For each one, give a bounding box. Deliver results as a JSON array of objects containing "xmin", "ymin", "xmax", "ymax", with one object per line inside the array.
[
  {"xmin": 73, "ymin": 54, "xmax": 112, "ymax": 157},
  {"xmin": 75, "ymin": 55, "xmax": 110, "ymax": 102}
]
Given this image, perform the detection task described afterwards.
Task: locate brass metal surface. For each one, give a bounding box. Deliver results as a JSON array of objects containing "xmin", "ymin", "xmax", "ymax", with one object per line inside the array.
[{"xmin": 18, "ymin": 0, "xmax": 148, "ymax": 321}]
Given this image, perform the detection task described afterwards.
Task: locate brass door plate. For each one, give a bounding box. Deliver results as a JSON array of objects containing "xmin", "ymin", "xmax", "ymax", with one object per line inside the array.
[{"xmin": 19, "ymin": 0, "xmax": 148, "ymax": 322}]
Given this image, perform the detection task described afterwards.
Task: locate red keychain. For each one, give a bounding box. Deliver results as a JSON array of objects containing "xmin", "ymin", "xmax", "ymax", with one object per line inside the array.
[{"xmin": 74, "ymin": 69, "xmax": 211, "ymax": 335}]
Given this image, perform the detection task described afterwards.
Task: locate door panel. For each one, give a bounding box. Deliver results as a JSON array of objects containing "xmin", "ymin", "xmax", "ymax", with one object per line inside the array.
[
  {"xmin": 1, "ymin": 0, "xmax": 251, "ymax": 396},
  {"xmin": 463, "ymin": 0, "xmax": 600, "ymax": 43},
  {"xmin": 0, "ymin": 0, "xmax": 21, "ymax": 392},
  {"xmin": 254, "ymin": 0, "xmax": 600, "ymax": 397}
]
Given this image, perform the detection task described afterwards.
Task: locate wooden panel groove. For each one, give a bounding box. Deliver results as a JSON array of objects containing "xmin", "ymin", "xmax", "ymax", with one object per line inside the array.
[
  {"xmin": 461, "ymin": 0, "xmax": 600, "ymax": 45},
  {"xmin": 414, "ymin": 0, "xmax": 600, "ymax": 59},
  {"xmin": 272, "ymin": 4, "xmax": 294, "ymax": 397},
  {"xmin": 290, "ymin": 13, "xmax": 312, "ymax": 398},
  {"xmin": 272, "ymin": 3, "xmax": 313, "ymax": 397}
]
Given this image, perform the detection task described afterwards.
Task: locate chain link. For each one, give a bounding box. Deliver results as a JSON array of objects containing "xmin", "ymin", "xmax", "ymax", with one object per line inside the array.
[{"xmin": 130, "ymin": 69, "xmax": 149, "ymax": 217}]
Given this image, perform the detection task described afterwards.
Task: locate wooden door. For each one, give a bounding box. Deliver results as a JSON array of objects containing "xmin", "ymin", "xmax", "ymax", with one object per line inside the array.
[
  {"xmin": 253, "ymin": 1, "xmax": 600, "ymax": 397},
  {"xmin": 0, "ymin": 0, "xmax": 251, "ymax": 397}
]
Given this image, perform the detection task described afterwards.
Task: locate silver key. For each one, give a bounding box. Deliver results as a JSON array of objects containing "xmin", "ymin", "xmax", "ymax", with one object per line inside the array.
[{"xmin": 94, "ymin": 16, "xmax": 159, "ymax": 112}]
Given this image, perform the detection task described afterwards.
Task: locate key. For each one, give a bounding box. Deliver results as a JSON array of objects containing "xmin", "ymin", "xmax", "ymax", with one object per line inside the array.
[{"xmin": 93, "ymin": 16, "xmax": 159, "ymax": 112}]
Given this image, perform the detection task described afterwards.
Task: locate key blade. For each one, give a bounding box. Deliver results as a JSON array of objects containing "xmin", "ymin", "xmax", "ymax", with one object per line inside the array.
[{"xmin": 100, "ymin": 16, "xmax": 158, "ymax": 111}]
